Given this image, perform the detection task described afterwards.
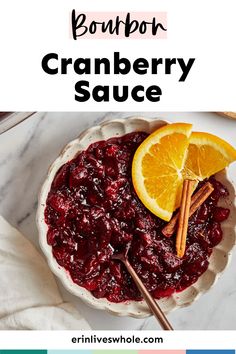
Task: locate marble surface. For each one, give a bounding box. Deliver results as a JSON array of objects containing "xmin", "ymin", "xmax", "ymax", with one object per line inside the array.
[{"xmin": 1, "ymin": 111, "xmax": 236, "ymax": 330}]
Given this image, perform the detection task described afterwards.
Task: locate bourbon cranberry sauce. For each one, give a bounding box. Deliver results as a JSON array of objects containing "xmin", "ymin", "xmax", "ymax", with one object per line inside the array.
[{"xmin": 45, "ymin": 132, "xmax": 230, "ymax": 302}]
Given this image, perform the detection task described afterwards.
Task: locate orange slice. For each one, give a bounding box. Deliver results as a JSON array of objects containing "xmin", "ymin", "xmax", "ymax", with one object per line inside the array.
[
  {"xmin": 132, "ymin": 123, "xmax": 193, "ymax": 221},
  {"xmin": 184, "ymin": 132, "xmax": 236, "ymax": 180}
]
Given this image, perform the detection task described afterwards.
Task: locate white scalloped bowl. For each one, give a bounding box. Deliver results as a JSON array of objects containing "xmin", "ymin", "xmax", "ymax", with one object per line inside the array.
[{"xmin": 37, "ymin": 117, "xmax": 236, "ymax": 318}]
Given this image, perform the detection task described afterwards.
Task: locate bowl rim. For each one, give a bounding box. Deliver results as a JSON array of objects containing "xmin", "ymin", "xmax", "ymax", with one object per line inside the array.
[{"xmin": 36, "ymin": 116, "xmax": 236, "ymax": 318}]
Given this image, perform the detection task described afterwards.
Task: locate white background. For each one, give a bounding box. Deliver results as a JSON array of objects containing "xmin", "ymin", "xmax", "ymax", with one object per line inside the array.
[
  {"xmin": 0, "ymin": 0, "xmax": 236, "ymax": 348},
  {"xmin": 0, "ymin": 330, "xmax": 235, "ymax": 349},
  {"xmin": 0, "ymin": 0, "xmax": 235, "ymax": 110}
]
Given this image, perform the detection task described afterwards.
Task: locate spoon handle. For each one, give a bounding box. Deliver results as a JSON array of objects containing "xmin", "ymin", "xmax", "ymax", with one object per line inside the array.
[{"xmin": 124, "ymin": 259, "xmax": 173, "ymax": 330}]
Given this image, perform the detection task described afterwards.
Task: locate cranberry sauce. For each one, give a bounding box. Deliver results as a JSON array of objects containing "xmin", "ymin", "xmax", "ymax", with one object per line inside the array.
[{"xmin": 45, "ymin": 132, "xmax": 230, "ymax": 302}]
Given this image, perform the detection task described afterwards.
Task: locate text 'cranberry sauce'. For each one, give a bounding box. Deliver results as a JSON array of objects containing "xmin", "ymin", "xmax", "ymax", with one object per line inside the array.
[{"xmin": 45, "ymin": 132, "xmax": 230, "ymax": 302}]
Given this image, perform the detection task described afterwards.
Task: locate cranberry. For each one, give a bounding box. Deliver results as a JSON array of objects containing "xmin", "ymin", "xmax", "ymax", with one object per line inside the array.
[
  {"xmin": 96, "ymin": 165, "xmax": 105, "ymax": 178},
  {"xmin": 153, "ymin": 287, "xmax": 176, "ymax": 299},
  {"xmin": 76, "ymin": 213, "xmax": 91, "ymax": 235},
  {"xmin": 83, "ymin": 278, "xmax": 99, "ymax": 291},
  {"xmin": 47, "ymin": 193, "xmax": 73, "ymax": 222},
  {"xmin": 94, "ymin": 142, "xmax": 106, "ymax": 160},
  {"xmin": 85, "ymin": 154, "xmax": 101, "ymax": 169},
  {"xmin": 195, "ymin": 203, "xmax": 210, "ymax": 223},
  {"xmin": 69, "ymin": 166, "xmax": 88, "ymax": 187},
  {"xmin": 52, "ymin": 246, "xmax": 71, "ymax": 267},
  {"xmin": 105, "ymin": 165, "xmax": 118, "ymax": 178},
  {"xmin": 110, "ymin": 261, "xmax": 123, "ymax": 283},
  {"xmin": 185, "ymin": 256, "xmax": 209, "ymax": 276},
  {"xmin": 105, "ymin": 144, "xmax": 119, "ymax": 158},
  {"xmin": 209, "ymin": 178, "xmax": 229, "ymax": 202},
  {"xmin": 52, "ymin": 164, "xmax": 69, "ymax": 189},
  {"xmin": 114, "ymin": 202, "xmax": 135, "ymax": 220},
  {"xmin": 97, "ymin": 247, "xmax": 113, "ymax": 263},
  {"xmin": 212, "ymin": 207, "xmax": 230, "ymax": 222},
  {"xmin": 208, "ymin": 222, "xmax": 223, "ymax": 246},
  {"xmin": 130, "ymin": 241, "xmax": 145, "ymax": 258},
  {"xmin": 161, "ymin": 252, "xmax": 183, "ymax": 272},
  {"xmin": 137, "ymin": 231, "xmax": 154, "ymax": 246},
  {"xmin": 84, "ymin": 255, "xmax": 100, "ymax": 275},
  {"xmin": 135, "ymin": 213, "xmax": 156, "ymax": 230},
  {"xmin": 96, "ymin": 217, "xmax": 112, "ymax": 246},
  {"xmin": 87, "ymin": 192, "xmax": 101, "ymax": 205},
  {"xmin": 140, "ymin": 254, "xmax": 163, "ymax": 273},
  {"xmin": 111, "ymin": 230, "xmax": 133, "ymax": 247},
  {"xmin": 45, "ymin": 132, "xmax": 229, "ymax": 303},
  {"xmin": 105, "ymin": 182, "xmax": 120, "ymax": 201},
  {"xmin": 47, "ymin": 228, "xmax": 59, "ymax": 246},
  {"xmin": 92, "ymin": 269, "xmax": 111, "ymax": 298},
  {"xmin": 90, "ymin": 206, "xmax": 105, "ymax": 220}
]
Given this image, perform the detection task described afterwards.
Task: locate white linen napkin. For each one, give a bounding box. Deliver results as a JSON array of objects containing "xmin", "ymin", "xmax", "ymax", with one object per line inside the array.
[{"xmin": 0, "ymin": 215, "xmax": 91, "ymax": 330}]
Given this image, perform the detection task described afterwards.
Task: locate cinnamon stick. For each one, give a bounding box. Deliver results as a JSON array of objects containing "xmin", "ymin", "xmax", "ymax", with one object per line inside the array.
[
  {"xmin": 176, "ymin": 179, "xmax": 195, "ymax": 258},
  {"xmin": 162, "ymin": 181, "xmax": 214, "ymax": 238}
]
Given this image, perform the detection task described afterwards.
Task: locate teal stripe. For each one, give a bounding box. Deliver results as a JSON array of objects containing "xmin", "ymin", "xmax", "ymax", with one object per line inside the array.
[{"xmin": 0, "ymin": 351, "xmax": 47, "ymax": 354}]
